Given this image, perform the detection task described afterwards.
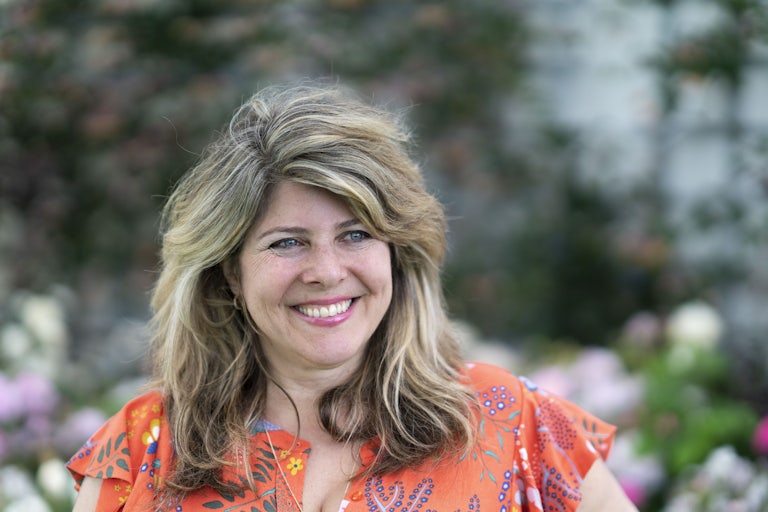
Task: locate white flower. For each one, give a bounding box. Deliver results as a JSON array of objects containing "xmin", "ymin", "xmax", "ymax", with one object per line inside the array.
[
  {"xmin": 37, "ymin": 458, "xmax": 75, "ymax": 502},
  {"xmin": 19, "ymin": 294, "xmax": 68, "ymax": 349},
  {"xmin": 702, "ymin": 446, "xmax": 754, "ymax": 491},
  {"xmin": 745, "ymin": 473, "xmax": 768, "ymax": 510},
  {"xmin": 665, "ymin": 301, "xmax": 723, "ymax": 350},
  {"xmin": 664, "ymin": 445, "xmax": 768, "ymax": 511},
  {"xmin": 3, "ymin": 494, "xmax": 52, "ymax": 512},
  {"xmin": 0, "ymin": 465, "xmax": 37, "ymax": 500},
  {"xmin": 0, "ymin": 323, "xmax": 33, "ymax": 362}
]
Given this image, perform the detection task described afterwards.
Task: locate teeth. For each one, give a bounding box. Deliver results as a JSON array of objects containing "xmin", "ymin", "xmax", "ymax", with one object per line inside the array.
[{"xmin": 297, "ymin": 299, "xmax": 352, "ymax": 318}]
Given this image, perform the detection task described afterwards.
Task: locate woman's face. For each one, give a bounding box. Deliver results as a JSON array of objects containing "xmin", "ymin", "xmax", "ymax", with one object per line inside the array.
[{"xmin": 228, "ymin": 181, "xmax": 393, "ymax": 376}]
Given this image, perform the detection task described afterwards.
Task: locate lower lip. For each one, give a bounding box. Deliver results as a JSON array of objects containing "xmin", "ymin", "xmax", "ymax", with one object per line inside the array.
[{"xmin": 294, "ymin": 300, "xmax": 356, "ymax": 327}]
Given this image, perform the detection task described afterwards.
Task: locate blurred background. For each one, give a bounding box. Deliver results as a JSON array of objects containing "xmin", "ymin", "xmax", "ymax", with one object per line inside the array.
[{"xmin": 1, "ymin": 0, "xmax": 768, "ymax": 510}]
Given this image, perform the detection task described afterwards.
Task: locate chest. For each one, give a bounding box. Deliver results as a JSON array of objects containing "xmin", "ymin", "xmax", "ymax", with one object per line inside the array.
[{"xmin": 133, "ymin": 433, "xmax": 517, "ymax": 512}]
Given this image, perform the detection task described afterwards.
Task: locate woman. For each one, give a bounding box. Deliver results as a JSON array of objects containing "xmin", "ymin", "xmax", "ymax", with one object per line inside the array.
[{"xmin": 69, "ymin": 83, "xmax": 637, "ymax": 511}]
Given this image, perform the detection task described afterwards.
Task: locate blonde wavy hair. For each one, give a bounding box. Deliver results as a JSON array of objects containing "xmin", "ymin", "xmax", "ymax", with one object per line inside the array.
[{"xmin": 149, "ymin": 83, "xmax": 477, "ymax": 494}]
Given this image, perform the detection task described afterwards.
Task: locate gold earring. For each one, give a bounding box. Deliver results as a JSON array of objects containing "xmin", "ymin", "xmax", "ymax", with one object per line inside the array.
[{"xmin": 233, "ymin": 295, "xmax": 242, "ymax": 311}]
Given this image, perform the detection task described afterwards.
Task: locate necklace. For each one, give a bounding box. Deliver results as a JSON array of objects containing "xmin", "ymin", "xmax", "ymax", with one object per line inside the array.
[
  {"xmin": 264, "ymin": 429, "xmax": 353, "ymax": 512},
  {"xmin": 266, "ymin": 428, "xmax": 304, "ymax": 511}
]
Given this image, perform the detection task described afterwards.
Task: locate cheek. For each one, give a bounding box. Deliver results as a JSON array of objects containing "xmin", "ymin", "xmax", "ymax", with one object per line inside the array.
[
  {"xmin": 240, "ymin": 260, "xmax": 289, "ymax": 305},
  {"xmin": 370, "ymin": 247, "xmax": 394, "ymax": 298}
]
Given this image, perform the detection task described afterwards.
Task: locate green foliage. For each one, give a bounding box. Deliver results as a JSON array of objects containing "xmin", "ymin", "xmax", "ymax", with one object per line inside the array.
[
  {"xmin": 649, "ymin": 0, "xmax": 768, "ymax": 97},
  {"xmin": 637, "ymin": 347, "xmax": 759, "ymax": 477},
  {"xmin": 1, "ymin": 0, "xmax": 766, "ymax": 357},
  {"xmin": 0, "ymin": 1, "xmax": 530, "ymax": 309},
  {"xmin": 444, "ymin": 136, "xmax": 673, "ymax": 345}
]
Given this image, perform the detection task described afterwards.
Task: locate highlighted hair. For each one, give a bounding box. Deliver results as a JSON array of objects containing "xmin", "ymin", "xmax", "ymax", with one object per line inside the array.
[{"xmin": 149, "ymin": 83, "xmax": 476, "ymax": 493}]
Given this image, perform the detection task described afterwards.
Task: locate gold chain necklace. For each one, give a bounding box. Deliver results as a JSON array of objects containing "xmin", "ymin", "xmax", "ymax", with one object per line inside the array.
[{"xmin": 264, "ymin": 429, "xmax": 353, "ymax": 512}]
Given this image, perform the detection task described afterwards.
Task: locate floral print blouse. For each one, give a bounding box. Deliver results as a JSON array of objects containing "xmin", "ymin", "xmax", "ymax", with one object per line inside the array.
[{"xmin": 67, "ymin": 362, "xmax": 615, "ymax": 512}]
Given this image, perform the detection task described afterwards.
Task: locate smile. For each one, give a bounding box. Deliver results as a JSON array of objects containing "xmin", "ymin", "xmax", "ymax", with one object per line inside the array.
[{"xmin": 296, "ymin": 299, "xmax": 353, "ymax": 319}]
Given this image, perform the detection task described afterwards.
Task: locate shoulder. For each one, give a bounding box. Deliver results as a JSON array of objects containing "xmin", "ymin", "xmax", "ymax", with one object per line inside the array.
[
  {"xmin": 461, "ymin": 361, "xmax": 620, "ymax": 510},
  {"xmin": 96, "ymin": 389, "xmax": 166, "ymax": 443},
  {"xmin": 463, "ymin": 361, "xmax": 615, "ymax": 459},
  {"xmin": 463, "ymin": 361, "xmax": 531, "ymax": 402},
  {"xmin": 119, "ymin": 390, "xmax": 165, "ymax": 429},
  {"xmin": 463, "ymin": 361, "xmax": 525, "ymax": 421},
  {"xmin": 67, "ymin": 390, "xmax": 167, "ymax": 485},
  {"xmin": 463, "ymin": 360, "xmax": 521, "ymax": 393}
]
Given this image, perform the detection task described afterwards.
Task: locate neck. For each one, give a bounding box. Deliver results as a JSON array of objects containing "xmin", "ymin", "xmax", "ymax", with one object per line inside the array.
[{"xmin": 263, "ymin": 366, "xmax": 352, "ymax": 439}]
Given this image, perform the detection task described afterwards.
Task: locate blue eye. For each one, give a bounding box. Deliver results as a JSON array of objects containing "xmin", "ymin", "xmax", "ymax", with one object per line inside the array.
[
  {"xmin": 345, "ymin": 230, "xmax": 370, "ymax": 242},
  {"xmin": 270, "ymin": 238, "xmax": 301, "ymax": 249}
]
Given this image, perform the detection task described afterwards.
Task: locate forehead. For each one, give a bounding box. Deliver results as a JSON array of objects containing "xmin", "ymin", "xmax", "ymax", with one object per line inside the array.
[{"xmin": 253, "ymin": 181, "xmax": 356, "ymax": 231}]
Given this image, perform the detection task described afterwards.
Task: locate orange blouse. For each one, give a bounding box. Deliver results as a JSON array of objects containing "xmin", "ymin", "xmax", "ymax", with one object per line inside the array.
[{"xmin": 67, "ymin": 362, "xmax": 615, "ymax": 511}]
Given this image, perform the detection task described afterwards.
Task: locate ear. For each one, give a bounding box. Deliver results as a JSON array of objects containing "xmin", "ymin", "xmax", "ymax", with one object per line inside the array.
[{"xmin": 222, "ymin": 258, "xmax": 241, "ymax": 295}]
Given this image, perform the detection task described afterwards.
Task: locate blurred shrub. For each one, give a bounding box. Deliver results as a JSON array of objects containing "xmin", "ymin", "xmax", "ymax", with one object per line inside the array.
[{"xmin": 1, "ymin": 0, "xmax": 766, "ymax": 415}]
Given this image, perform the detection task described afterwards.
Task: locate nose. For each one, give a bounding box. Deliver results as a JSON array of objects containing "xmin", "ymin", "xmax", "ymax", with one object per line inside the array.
[{"xmin": 300, "ymin": 243, "xmax": 348, "ymax": 287}]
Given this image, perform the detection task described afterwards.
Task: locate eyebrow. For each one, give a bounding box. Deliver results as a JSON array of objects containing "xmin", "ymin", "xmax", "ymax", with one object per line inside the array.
[{"xmin": 255, "ymin": 218, "xmax": 363, "ymax": 241}]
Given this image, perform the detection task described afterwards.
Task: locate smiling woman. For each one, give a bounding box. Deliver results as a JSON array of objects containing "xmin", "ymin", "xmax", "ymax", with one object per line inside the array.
[
  {"xmin": 67, "ymin": 82, "xmax": 636, "ymax": 512},
  {"xmin": 224, "ymin": 181, "xmax": 393, "ymax": 374}
]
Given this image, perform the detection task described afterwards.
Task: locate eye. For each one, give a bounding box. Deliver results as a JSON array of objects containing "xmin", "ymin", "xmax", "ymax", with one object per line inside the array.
[
  {"xmin": 343, "ymin": 230, "xmax": 371, "ymax": 242},
  {"xmin": 270, "ymin": 238, "xmax": 302, "ymax": 250}
]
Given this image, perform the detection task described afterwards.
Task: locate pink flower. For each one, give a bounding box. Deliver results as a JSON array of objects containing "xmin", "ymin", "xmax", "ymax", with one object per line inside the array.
[
  {"xmin": 528, "ymin": 367, "xmax": 574, "ymax": 398},
  {"xmin": 622, "ymin": 311, "xmax": 661, "ymax": 348},
  {"xmin": 54, "ymin": 407, "xmax": 107, "ymax": 452},
  {"xmin": 0, "ymin": 431, "xmax": 7, "ymax": 462},
  {"xmin": 753, "ymin": 416, "xmax": 768, "ymax": 456},
  {"xmin": 0, "ymin": 373, "xmax": 24, "ymax": 423},
  {"xmin": 618, "ymin": 476, "xmax": 646, "ymax": 507},
  {"xmin": 15, "ymin": 371, "xmax": 58, "ymax": 416}
]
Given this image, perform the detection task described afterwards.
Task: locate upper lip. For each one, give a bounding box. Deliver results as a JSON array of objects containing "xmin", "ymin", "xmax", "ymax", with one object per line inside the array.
[{"xmin": 292, "ymin": 296, "xmax": 356, "ymax": 307}]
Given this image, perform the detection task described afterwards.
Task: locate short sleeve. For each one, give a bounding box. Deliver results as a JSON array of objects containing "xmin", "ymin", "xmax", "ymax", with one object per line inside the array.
[
  {"xmin": 465, "ymin": 362, "xmax": 616, "ymax": 511},
  {"xmin": 514, "ymin": 375, "xmax": 616, "ymax": 510},
  {"xmin": 67, "ymin": 391, "xmax": 170, "ymax": 511}
]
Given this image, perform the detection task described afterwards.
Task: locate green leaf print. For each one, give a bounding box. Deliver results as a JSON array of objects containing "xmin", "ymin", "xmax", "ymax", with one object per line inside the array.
[
  {"xmin": 202, "ymin": 501, "xmax": 224, "ymax": 509},
  {"xmin": 253, "ymin": 462, "xmax": 273, "ymax": 484},
  {"xmin": 257, "ymin": 448, "xmax": 276, "ymax": 460},
  {"xmin": 116, "ymin": 459, "xmax": 129, "ymax": 471},
  {"xmin": 114, "ymin": 432, "xmax": 126, "ymax": 450}
]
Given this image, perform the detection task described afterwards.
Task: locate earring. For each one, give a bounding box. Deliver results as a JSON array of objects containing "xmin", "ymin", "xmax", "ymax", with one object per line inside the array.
[{"xmin": 233, "ymin": 295, "xmax": 242, "ymax": 311}]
